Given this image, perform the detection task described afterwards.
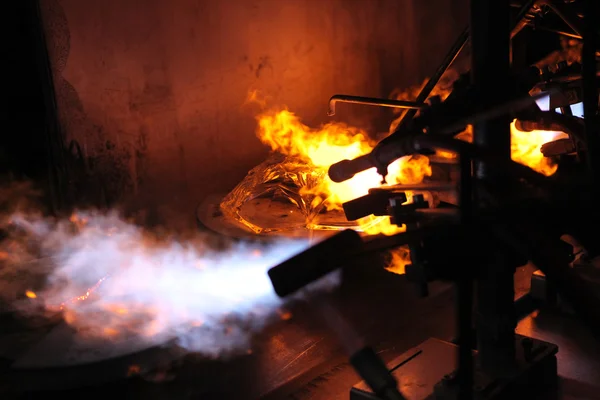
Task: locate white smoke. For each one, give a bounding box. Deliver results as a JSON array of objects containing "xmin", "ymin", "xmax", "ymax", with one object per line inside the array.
[{"xmin": 1, "ymin": 210, "xmax": 338, "ymax": 358}]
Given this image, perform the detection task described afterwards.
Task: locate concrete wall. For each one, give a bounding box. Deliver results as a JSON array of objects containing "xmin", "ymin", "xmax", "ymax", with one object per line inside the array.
[{"xmin": 40, "ymin": 0, "xmax": 467, "ymax": 224}]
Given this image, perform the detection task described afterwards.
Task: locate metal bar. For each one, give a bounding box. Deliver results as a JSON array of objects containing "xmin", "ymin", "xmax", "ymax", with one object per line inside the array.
[
  {"xmin": 532, "ymin": 25, "xmax": 582, "ymax": 39},
  {"xmin": 457, "ymin": 151, "xmax": 474, "ymax": 400},
  {"xmin": 582, "ymin": 0, "xmax": 600, "ymax": 190},
  {"xmin": 368, "ymin": 183, "xmax": 457, "ymax": 193},
  {"xmin": 327, "ymin": 95, "xmax": 425, "ymax": 116},
  {"xmin": 471, "ymin": 0, "xmax": 516, "ymax": 385},
  {"xmin": 471, "ymin": 0, "xmax": 512, "ymax": 178}
]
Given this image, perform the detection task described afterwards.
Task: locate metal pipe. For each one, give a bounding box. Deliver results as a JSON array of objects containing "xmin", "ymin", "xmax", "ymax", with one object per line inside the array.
[
  {"xmin": 471, "ymin": 0, "xmax": 515, "ymax": 386},
  {"xmin": 369, "ymin": 183, "xmax": 457, "ymax": 192},
  {"xmin": 456, "ymin": 150, "xmax": 474, "ymax": 400},
  {"xmin": 471, "ymin": 0, "xmax": 512, "ymax": 178},
  {"xmin": 533, "ymin": 25, "xmax": 582, "ymax": 39},
  {"xmin": 327, "ymin": 95, "xmax": 425, "ymax": 117},
  {"xmin": 582, "ymin": 0, "xmax": 600, "ymax": 191}
]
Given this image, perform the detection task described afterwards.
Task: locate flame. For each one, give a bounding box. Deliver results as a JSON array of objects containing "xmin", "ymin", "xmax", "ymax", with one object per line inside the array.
[
  {"xmin": 509, "ymin": 121, "xmax": 568, "ymax": 176},
  {"xmin": 385, "ymin": 246, "xmax": 411, "ymax": 275},
  {"xmin": 255, "ymin": 108, "xmax": 431, "ymax": 236},
  {"xmin": 389, "ymin": 76, "xmax": 457, "ymax": 133},
  {"xmin": 456, "ymin": 122, "xmax": 568, "ymax": 176},
  {"xmin": 253, "ymin": 90, "xmax": 568, "ymax": 275}
]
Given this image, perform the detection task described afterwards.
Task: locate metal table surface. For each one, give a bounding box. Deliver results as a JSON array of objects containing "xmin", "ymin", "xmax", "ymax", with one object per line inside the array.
[
  {"xmin": 1, "ymin": 264, "xmax": 599, "ymax": 399},
  {"xmin": 284, "ymin": 266, "xmax": 600, "ymax": 400},
  {"xmin": 0, "ymin": 261, "xmax": 454, "ymax": 400}
]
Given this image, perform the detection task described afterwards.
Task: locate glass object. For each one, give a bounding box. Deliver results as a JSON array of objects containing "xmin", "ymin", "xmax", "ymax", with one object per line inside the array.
[{"xmin": 220, "ymin": 153, "xmax": 358, "ymax": 235}]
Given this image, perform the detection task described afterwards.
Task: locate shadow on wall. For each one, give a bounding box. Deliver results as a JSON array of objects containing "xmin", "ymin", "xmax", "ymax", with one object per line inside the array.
[
  {"xmin": 40, "ymin": 0, "xmax": 468, "ymax": 228},
  {"xmin": 41, "ymin": 0, "xmax": 139, "ymax": 210}
]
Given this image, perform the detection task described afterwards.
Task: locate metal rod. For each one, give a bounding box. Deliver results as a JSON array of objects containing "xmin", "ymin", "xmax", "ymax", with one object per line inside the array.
[
  {"xmin": 533, "ymin": 25, "xmax": 582, "ymax": 40},
  {"xmin": 369, "ymin": 182, "xmax": 457, "ymax": 193},
  {"xmin": 471, "ymin": 0, "xmax": 512, "ymax": 178},
  {"xmin": 471, "ymin": 0, "xmax": 515, "ymax": 386},
  {"xmin": 327, "ymin": 95, "xmax": 425, "ymax": 116},
  {"xmin": 457, "ymin": 152, "xmax": 474, "ymax": 400},
  {"xmin": 392, "ymin": 27, "xmax": 470, "ymax": 130},
  {"xmin": 582, "ymin": 0, "xmax": 600, "ymax": 191}
]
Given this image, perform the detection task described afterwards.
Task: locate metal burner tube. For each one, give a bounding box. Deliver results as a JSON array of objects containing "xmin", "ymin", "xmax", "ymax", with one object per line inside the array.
[{"xmin": 327, "ymin": 95, "xmax": 425, "ymax": 116}]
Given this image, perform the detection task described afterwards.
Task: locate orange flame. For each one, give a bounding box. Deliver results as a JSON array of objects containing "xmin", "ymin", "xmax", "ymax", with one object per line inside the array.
[
  {"xmin": 456, "ymin": 122, "xmax": 568, "ymax": 176},
  {"xmin": 510, "ymin": 121, "xmax": 568, "ymax": 176},
  {"xmin": 255, "ymin": 108, "xmax": 431, "ymax": 236},
  {"xmin": 385, "ymin": 246, "xmax": 411, "ymax": 275},
  {"xmin": 253, "ymin": 82, "xmax": 570, "ymax": 274}
]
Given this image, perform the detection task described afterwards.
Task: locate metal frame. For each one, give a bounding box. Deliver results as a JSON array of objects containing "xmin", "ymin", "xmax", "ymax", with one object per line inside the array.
[{"xmin": 270, "ymin": 1, "xmax": 600, "ymax": 399}]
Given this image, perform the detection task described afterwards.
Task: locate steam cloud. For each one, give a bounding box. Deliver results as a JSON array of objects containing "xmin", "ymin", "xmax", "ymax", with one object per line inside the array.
[{"xmin": 0, "ymin": 207, "xmax": 335, "ymax": 358}]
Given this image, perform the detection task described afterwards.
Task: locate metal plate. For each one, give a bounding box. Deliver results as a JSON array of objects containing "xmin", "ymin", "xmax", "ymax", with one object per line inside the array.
[
  {"xmin": 11, "ymin": 323, "xmax": 171, "ymax": 369},
  {"xmin": 350, "ymin": 335, "xmax": 558, "ymax": 400},
  {"xmin": 5, "ymin": 322, "xmax": 180, "ymax": 391}
]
